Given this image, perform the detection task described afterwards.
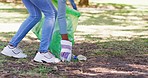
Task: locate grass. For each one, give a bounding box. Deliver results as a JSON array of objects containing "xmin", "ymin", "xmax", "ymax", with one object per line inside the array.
[
  {"xmin": 0, "ymin": 2, "xmax": 148, "ymax": 26},
  {"xmin": 79, "ymin": 9, "xmax": 148, "ymax": 25},
  {"xmin": 0, "ymin": 32, "xmax": 147, "ymax": 77},
  {"xmin": 93, "ymin": 39, "xmax": 148, "ymax": 56},
  {"xmin": 0, "ymin": 2, "xmax": 148, "ymax": 78}
]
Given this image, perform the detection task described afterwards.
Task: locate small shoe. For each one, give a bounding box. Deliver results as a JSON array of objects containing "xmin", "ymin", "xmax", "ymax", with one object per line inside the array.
[
  {"xmin": 60, "ymin": 40, "xmax": 72, "ymax": 62},
  {"xmin": 33, "ymin": 52, "xmax": 60, "ymax": 63},
  {"xmin": 1, "ymin": 45, "xmax": 27, "ymax": 58}
]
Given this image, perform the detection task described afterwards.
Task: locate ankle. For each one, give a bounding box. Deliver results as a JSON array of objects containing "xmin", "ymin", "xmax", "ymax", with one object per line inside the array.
[
  {"xmin": 8, "ymin": 44, "xmax": 15, "ymax": 48},
  {"xmin": 61, "ymin": 34, "xmax": 69, "ymax": 40}
]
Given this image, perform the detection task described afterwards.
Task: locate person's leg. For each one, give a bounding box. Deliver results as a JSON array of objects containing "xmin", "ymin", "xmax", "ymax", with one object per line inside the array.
[
  {"xmin": 30, "ymin": 0, "xmax": 57, "ymax": 53},
  {"xmin": 69, "ymin": 0, "xmax": 77, "ymax": 10},
  {"xmin": 1, "ymin": 0, "xmax": 41, "ymax": 58},
  {"xmin": 58, "ymin": 0, "xmax": 72, "ymax": 62},
  {"xmin": 30, "ymin": 0, "xmax": 60, "ymax": 63},
  {"xmin": 58, "ymin": 0, "xmax": 69, "ymax": 40},
  {"xmin": 9, "ymin": 0, "xmax": 42, "ymax": 47}
]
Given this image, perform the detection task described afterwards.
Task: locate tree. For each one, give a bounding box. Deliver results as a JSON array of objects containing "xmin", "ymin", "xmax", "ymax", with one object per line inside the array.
[{"xmin": 78, "ymin": 0, "xmax": 89, "ymax": 7}]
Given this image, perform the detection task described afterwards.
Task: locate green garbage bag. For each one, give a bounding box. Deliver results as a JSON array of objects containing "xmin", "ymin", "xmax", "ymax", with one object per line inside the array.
[{"xmin": 32, "ymin": 0, "xmax": 81, "ymax": 58}]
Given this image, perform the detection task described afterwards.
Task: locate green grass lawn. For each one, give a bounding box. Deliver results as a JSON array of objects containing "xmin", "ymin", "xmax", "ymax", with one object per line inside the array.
[{"xmin": 0, "ymin": 2, "xmax": 148, "ymax": 78}]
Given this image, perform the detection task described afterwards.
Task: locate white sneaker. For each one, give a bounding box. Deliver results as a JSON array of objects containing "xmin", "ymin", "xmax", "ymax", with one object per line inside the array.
[
  {"xmin": 60, "ymin": 40, "xmax": 72, "ymax": 62},
  {"xmin": 33, "ymin": 52, "xmax": 60, "ymax": 63},
  {"xmin": 1, "ymin": 45, "xmax": 27, "ymax": 58}
]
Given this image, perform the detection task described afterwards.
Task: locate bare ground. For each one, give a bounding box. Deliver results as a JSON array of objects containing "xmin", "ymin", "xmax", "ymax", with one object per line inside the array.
[{"xmin": 0, "ymin": 37, "xmax": 148, "ymax": 78}]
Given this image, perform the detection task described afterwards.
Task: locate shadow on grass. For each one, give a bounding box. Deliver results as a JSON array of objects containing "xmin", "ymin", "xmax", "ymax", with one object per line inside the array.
[
  {"xmin": 0, "ymin": 2, "xmax": 147, "ymax": 78},
  {"xmin": 79, "ymin": 9, "xmax": 148, "ymax": 26},
  {"xmin": 95, "ymin": 3, "xmax": 136, "ymax": 9},
  {"xmin": 58, "ymin": 37, "xmax": 148, "ymax": 78},
  {"xmin": 0, "ymin": 32, "xmax": 147, "ymax": 78}
]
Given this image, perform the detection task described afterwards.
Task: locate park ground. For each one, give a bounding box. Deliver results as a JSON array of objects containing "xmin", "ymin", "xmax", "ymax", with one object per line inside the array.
[{"xmin": 0, "ymin": 0, "xmax": 148, "ymax": 78}]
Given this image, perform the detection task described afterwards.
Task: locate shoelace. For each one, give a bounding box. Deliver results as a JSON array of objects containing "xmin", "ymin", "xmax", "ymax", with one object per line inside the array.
[
  {"xmin": 43, "ymin": 52, "xmax": 55, "ymax": 59},
  {"xmin": 12, "ymin": 47, "xmax": 23, "ymax": 54}
]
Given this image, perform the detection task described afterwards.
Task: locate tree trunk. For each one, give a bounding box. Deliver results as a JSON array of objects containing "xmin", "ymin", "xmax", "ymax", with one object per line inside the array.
[{"xmin": 78, "ymin": 0, "xmax": 89, "ymax": 7}]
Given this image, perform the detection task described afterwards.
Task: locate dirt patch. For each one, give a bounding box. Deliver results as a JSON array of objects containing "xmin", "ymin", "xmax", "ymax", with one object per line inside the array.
[{"xmin": 0, "ymin": 39, "xmax": 148, "ymax": 78}]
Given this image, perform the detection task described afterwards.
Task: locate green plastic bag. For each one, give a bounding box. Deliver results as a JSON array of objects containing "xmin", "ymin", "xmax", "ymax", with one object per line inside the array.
[{"xmin": 32, "ymin": 0, "xmax": 80, "ymax": 58}]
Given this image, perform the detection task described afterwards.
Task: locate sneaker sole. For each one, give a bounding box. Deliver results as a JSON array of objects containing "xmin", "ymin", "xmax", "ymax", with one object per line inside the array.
[
  {"xmin": 1, "ymin": 51, "xmax": 13, "ymax": 57},
  {"xmin": 33, "ymin": 60, "xmax": 51, "ymax": 64},
  {"xmin": 1, "ymin": 51, "xmax": 26, "ymax": 59},
  {"xmin": 33, "ymin": 59, "xmax": 42, "ymax": 63}
]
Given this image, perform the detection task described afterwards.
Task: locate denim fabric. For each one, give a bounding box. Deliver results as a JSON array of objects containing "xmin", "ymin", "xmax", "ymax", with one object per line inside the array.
[
  {"xmin": 69, "ymin": 0, "xmax": 77, "ymax": 10},
  {"xmin": 9, "ymin": 0, "xmax": 57, "ymax": 53},
  {"xmin": 58, "ymin": 0, "xmax": 67, "ymax": 34}
]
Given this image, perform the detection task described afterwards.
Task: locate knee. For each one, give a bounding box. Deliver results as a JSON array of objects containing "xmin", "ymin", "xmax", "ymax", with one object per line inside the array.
[
  {"xmin": 44, "ymin": 11, "xmax": 56, "ymax": 19},
  {"xmin": 57, "ymin": 13, "xmax": 65, "ymax": 20},
  {"xmin": 29, "ymin": 14, "xmax": 42, "ymax": 21}
]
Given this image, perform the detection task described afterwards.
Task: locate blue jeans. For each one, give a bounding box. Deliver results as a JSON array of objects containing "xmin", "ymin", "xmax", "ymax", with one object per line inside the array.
[
  {"xmin": 9, "ymin": 0, "xmax": 57, "ymax": 53},
  {"xmin": 69, "ymin": 0, "xmax": 77, "ymax": 10},
  {"xmin": 58, "ymin": 0, "xmax": 67, "ymax": 35}
]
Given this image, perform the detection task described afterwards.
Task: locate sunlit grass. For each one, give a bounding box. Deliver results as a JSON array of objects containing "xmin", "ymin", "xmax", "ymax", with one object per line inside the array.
[
  {"xmin": 0, "ymin": 9, "xmax": 28, "ymax": 23},
  {"xmin": 0, "ymin": 2, "xmax": 148, "ymax": 77},
  {"xmin": 0, "ymin": 2, "xmax": 148, "ymax": 26},
  {"xmin": 0, "ymin": 2, "xmax": 28, "ymax": 23},
  {"xmin": 0, "ymin": 31, "xmax": 147, "ymax": 77},
  {"xmin": 79, "ymin": 9, "xmax": 148, "ymax": 25}
]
